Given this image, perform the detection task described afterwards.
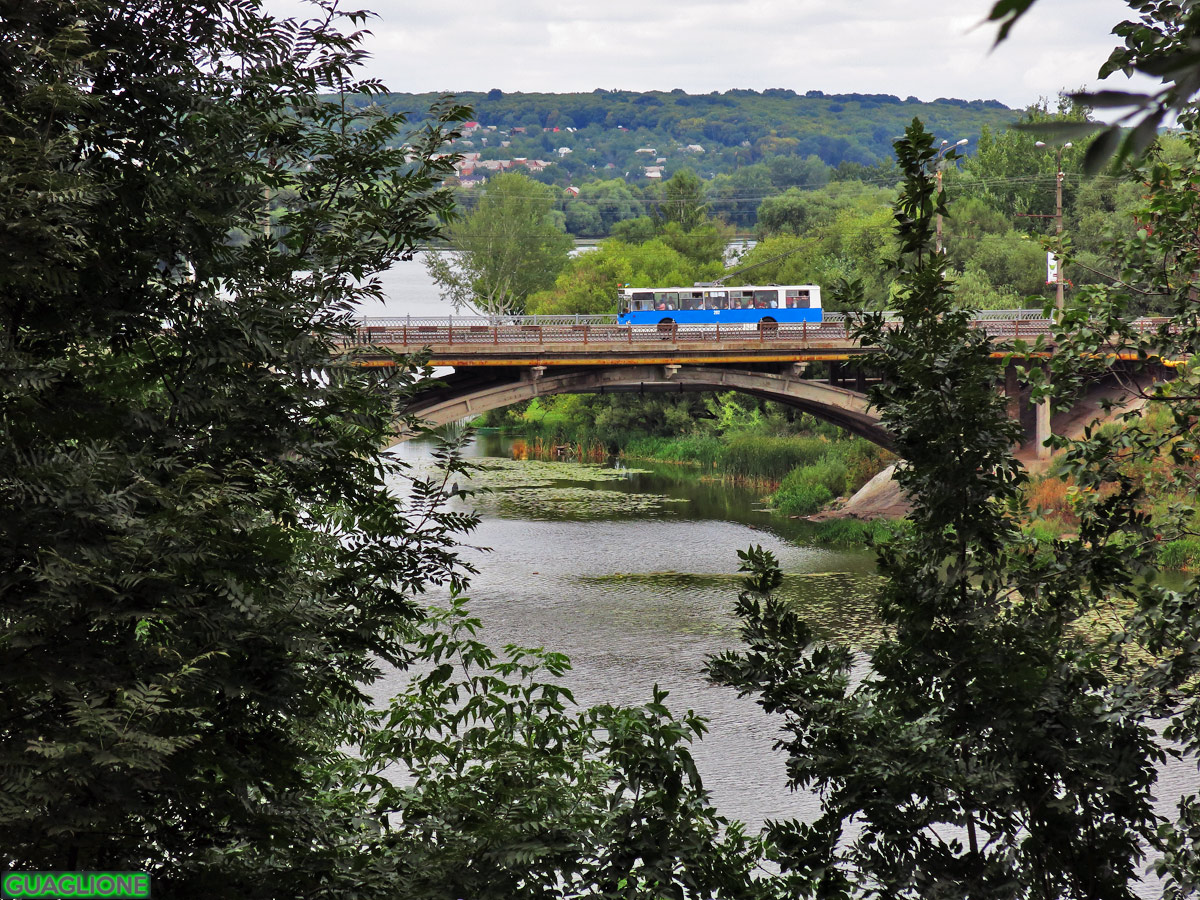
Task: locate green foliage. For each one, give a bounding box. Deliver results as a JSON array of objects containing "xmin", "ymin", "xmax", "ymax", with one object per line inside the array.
[
  {"xmin": 770, "ymin": 478, "xmax": 834, "ymax": 517},
  {"xmin": 800, "ymin": 516, "xmax": 905, "ymax": 547},
  {"xmin": 720, "ymin": 435, "xmax": 833, "ymax": 482},
  {"xmin": 1158, "ymin": 538, "xmax": 1200, "ymax": 572},
  {"xmin": 623, "ymin": 435, "xmax": 727, "ymax": 469},
  {"xmin": 426, "ymin": 171, "xmax": 573, "ymax": 314},
  {"xmin": 655, "ymin": 169, "xmax": 709, "ymax": 230},
  {"xmin": 366, "ymin": 597, "xmax": 762, "ymax": 899},
  {"xmin": 756, "ymin": 180, "xmax": 897, "ymax": 238},
  {"xmin": 952, "ymin": 100, "xmax": 1089, "ymax": 223},
  {"xmin": 564, "ymin": 178, "xmax": 645, "ymax": 236},
  {"xmin": 990, "ymin": 0, "xmax": 1200, "ymax": 169},
  {"xmin": 709, "ymin": 119, "xmax": 1163, "ymax": 897},
  {"xmin": 526, "ymin": 229, "xmax": 725, "ymax": 315},
  {"xmin": 391, "ymin": 89, "xmax": 1016, "ymax": 186},
  {"xmin": 1030, "ymin": 123, "xmax": 1200, "ymax": 891},
  {"xmin": 0, "ymin": 0, "xmax": 479, "ymax": 891}
]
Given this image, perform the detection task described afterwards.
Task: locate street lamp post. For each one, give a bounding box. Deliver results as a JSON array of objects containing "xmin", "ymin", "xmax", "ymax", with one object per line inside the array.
[
  {"xmin": 1035, "ymin": 140, "xmax": 1072, "ymax": 313},
  {"xmin": 935, "ymin": 138, "xmax": 969, "ymax": 254}
]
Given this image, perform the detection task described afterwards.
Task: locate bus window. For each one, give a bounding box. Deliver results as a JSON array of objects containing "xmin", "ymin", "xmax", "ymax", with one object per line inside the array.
[
  {"xmin": 706, "ymin": 291, "xmax": 727, "ymax": 310},
  {"xmin": 632, "ymin": 291, "xmax": 653, "ymax": 311},
  {"xmin": 654, "ymin": 292, "xmax": 678, "ymax": 311},
  {"xmin": 754, "ymin": 289, "xmax": 778, "ymax": 309},
  {"xmin": 785, "ymin": 289, "xmax": 812, "ymax": 308},
  {"xmin": 682, "ymin": 292, "xmax": 703, "ymax": 310}
]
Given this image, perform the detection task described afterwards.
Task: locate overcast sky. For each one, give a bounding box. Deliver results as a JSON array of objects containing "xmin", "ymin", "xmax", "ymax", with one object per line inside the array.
[{"xmin": 265, "ymin": 0, "xmax": 1148, "ymax": 110}]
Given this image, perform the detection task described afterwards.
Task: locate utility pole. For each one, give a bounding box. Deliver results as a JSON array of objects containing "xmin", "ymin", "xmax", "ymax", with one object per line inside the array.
[
  {"xmin": 1032, "ymin": 141, "xmax": 1072, "ymax": 462},
  {"xmin": 934, "ymin": 138, "xmax": 969, "ymax": 254},
  {"xmin": 1037, "ymin": 141, "xmax": 1072, "ymax": 315},
  {"xmin": 1055, "ymin": 144, "xmax": 1066, "ymax": 312}
]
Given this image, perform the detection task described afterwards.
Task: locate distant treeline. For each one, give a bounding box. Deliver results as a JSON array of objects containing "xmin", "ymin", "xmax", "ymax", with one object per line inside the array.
[{"xmin": 378, "ymin": 89, "xmax": 1016, "ymax": 185}]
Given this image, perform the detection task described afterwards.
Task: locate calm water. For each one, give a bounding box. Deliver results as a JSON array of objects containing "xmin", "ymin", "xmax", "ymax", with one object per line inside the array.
[
  {"xmin": 378, "ymin": 434, "xmax": 879, "ymax": 828},
  {"xmin": 367, "ymin": 259, "xmax": 1196, "ymax": 892},
  {"xmin": 374, "ymin": 435, "xmax": 1196, "ymax": 895}
]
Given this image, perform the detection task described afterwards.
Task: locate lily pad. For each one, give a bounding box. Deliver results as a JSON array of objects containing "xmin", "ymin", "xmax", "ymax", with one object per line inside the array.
[{"xmin": 483, "ymin": 486, "xmax": 689, "ymax": 520}]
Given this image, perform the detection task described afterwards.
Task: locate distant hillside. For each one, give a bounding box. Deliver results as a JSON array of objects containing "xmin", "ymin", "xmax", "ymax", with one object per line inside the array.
[{"xmin": 381, "ymin": 89, "xmax": 1018, "ymax": 184}]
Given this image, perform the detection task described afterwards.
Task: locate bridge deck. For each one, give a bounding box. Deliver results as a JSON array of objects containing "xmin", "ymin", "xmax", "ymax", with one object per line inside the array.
[{"xmin": 344, "ymin": 317, "xmax": 1063, "ymax": 367}]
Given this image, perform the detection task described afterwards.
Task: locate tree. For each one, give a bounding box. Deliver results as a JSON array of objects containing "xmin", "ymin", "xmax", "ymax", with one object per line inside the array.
[
  {"xmin": 364, "ymin": 598, "xmax": 762, "ymax": 900},
  {"xmin": 951, "ymin": 101, "xmax": 1089, "ymax": 225},
  {"xmin": 564, "ymin": 177, "xmax": 645, "ymax": 236},
  {"xmin": 655, "ymin": 168, "xmax": 709, "ymax": 230},
  {"xmin": 526, "ymin": 237, "xmax": 722, "ymax": 315},
  {"xmin": 426, "ymin": 171, "xmax": 572, "ymax": 314},
  {"xmin": 1036, "ymin": 129, "xmax": 1200, "ymax": 894},
  {"xmin": 0, "ymin": 6, "xmax": 772, "ymax": 897},
  {"xmin": 766, "ymin": 154, "xmax": 832, "ymax": 191},
  {"xmin": 709, "ymin": 120, "xmax": 1162, "ymax": 897},
  {"xmin": 0, "ymin": 0, "xmax": 476, "ymax": 890},
  {"xmin": 989, "ymin": 0, "xmax": 1200, "ymax": 167}
]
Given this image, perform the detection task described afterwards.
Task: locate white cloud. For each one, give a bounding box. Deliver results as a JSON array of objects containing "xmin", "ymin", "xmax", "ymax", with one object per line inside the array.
[{"xmin": 265, "ymin": 0, "xmax": 1150, "ymax": 109}]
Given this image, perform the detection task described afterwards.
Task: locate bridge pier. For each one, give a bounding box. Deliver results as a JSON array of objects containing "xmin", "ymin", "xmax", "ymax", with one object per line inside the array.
[
  {"xmin": 1036, "ymin": 365, "xmax": 1052, "ymax": 460},
  {"xmin": 1004, "ymin": 364, "xmax": 1021, "ymax": 421}
]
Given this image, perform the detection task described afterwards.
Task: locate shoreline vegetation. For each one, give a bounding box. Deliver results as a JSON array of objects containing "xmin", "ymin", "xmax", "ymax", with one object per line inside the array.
[
  {"xmin": 470, "ymin": 392, "xmax": 902, "ymax": 549},
  {"xmin": 473, "ymin": 396, "xmax": 1200, "ymax": 570}
]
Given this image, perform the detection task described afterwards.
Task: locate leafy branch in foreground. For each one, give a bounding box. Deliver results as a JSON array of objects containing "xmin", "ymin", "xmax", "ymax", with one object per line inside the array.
[
  {"xmin": 709, "ymin": 118, "xmax": 1162, "ymax": 899},
  {"xmin": 0, "ymin": 1, "xmax": 476, "ymax": 895},
  {"xmin": 989, "ymin": 0, "xmax": 1200, "ymax": 171},
  {"xmin": 363, "ymin": 596, "xmax": 764, "ymax": 900}
]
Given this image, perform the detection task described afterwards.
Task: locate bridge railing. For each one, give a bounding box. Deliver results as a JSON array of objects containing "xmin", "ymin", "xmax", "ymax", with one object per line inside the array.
[{"xmin": 343, "ymin": 311, "xmax": 1065, "ymax": 347}]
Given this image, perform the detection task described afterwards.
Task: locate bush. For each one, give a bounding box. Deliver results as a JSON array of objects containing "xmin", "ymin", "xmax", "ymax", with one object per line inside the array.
[
  {"xmin": 1159, "ymin": 537, "xmax": 1200, "ymax": 571},
  {"xmin": 773, "ymin": 479, "xmax": 834, "ymax": 516},
  {"xmin": 624, "ymin": 434, "xmax": 725, "ymax": 468},
  {"xmin": 806, "ymin": 517, "xmax": 904, "ymax": 546},
  {"xmin": 770, "ymin": 454, "xmax": 852, "ymax": 516}
]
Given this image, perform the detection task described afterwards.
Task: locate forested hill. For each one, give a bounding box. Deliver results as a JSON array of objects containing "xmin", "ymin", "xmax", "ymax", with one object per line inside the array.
[{"xmin": 382, "ymin": 89, "xmax": 1017, "ymax": 180}]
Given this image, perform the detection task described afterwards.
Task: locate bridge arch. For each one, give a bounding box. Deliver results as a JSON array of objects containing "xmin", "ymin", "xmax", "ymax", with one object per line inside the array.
[{"xmin": 395, "ymin": 364, "xmax": 890, "ymax": 448}]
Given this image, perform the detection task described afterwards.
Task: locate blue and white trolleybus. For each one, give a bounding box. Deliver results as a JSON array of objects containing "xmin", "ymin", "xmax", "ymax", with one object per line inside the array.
[{"xmin": 617, "ymin": 284, "xmax": 822, "ymax": 326}]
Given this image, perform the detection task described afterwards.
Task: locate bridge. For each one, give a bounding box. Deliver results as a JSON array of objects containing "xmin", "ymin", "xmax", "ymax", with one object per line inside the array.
[{"xmin": 344, "ymin": 312, "xmax": 1153, "ymax": 459}]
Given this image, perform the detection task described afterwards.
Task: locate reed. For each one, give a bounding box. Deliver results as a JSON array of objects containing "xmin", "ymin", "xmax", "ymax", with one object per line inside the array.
[
  {"xmin": 1159, "ymin": 538, "xmax": 1200, "ymax": 571},
  {"xmin": 1025, "ymin": 475, "xmax": 1077, "ymax": 527},
  {"xmin": 721, "ymin": 435, "xmax": 833, "ymax": 482}
]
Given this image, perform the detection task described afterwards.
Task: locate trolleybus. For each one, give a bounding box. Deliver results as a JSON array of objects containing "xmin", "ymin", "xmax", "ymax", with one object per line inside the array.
[{"xmin": 617, "ymin": 284, "xmax": 822, "ymax": 327}]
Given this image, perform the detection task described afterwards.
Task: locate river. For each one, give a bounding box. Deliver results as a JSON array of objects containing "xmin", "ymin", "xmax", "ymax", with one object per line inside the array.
[
  {"xmin": 379, "ymin": 433, "xmax": 878, "ymax": 830},
  {"xmin": 368, "ymin": 260, "xmax": 1193, "ymax": 894}
]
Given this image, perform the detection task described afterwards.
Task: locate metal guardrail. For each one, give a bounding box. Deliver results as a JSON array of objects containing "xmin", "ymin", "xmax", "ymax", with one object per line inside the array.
[
  {"xmin": 350, "ymin": 309, "xmax": 1050, "ymax": 331},
  {"xmin": 342, "ymin": 314, "xmax": 1070, "ymax": 348}
]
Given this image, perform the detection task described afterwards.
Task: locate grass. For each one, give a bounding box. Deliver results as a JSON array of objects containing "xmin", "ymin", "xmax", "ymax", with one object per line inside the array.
[{"xmin": 1159, "ymin": 537, "xmax": 1200, "ymax": 572}]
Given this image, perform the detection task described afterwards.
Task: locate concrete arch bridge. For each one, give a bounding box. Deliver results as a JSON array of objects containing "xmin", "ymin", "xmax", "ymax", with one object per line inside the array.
[{"xmin": 346, "ymin": 314, "xmax": 1158, "ymax": 458}]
